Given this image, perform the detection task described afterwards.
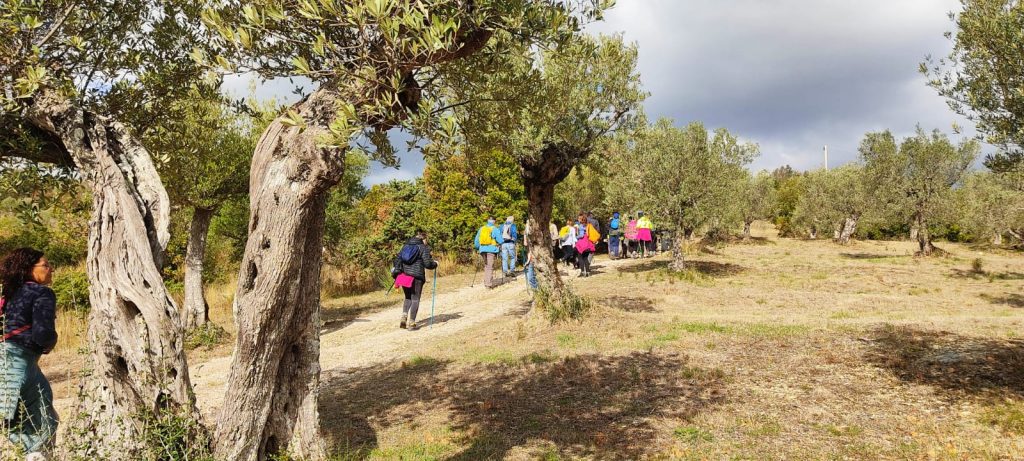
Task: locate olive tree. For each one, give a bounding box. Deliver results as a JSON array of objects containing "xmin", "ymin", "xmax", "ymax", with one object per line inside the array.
[
  {"xmin": 144, "ymin": 92, "xmax": 261, "ymax": 331},
  {"xmin": 1, "ymin": 0, "xmax": 210, "ymax": 454},
  {"xmin": 606, "ymin": 119, "xmax": 757, "ymax": 271},
  {"xmin": 861, "ymin": 129, "xmax": 980, "ymax": 255},
  {"xmin": 925, "ymin": 0, "xmax": 1024, "ymax": 178},
  {"xmin": 199, "ymin": 1, "xmax": 602, "ymax": 458},
  {"xmin": 955, "ymin": 171, "xmax": 1024, "ymax": 245},
  {"xmin": 444, "ymin": 33, "xmax": 644, "ymax": 303},
  {"xmin": 791, "ymin": 165, "xmax": 868, "ymax": 244}
]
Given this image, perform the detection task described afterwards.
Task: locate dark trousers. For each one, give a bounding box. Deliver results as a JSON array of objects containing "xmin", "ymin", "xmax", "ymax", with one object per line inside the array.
[
  {"xmin": 402, "ymin": 278, "xmax": 425, "ymax": 321},
  {"xmin": 578, "ymin": 250, "xmax": 592, "ymax": 273},
  {"xmin": 561, "ymin": 245, "xmax": 576, "ymax": 267}
]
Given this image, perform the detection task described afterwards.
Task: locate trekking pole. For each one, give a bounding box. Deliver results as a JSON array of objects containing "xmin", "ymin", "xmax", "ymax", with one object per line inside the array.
[{"xmin": 430, "ymin": 269, "xmax": 437, "ymax": 329}]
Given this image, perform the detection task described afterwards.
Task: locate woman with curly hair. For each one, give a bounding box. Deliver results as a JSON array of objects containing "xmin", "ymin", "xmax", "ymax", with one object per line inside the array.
[{"xmin": 1, "ymin": 247, "xmax": 59, "ymax": 459}]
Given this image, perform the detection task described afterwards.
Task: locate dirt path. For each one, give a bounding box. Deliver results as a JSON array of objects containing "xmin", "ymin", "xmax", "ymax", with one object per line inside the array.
[{"xmin": 190, "ymin": 255, "xmax": 641, "ymax": 417}]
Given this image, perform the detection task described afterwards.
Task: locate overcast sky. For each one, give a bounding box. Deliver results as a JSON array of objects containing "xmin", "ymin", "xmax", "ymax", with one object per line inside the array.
[{"xmin": 229, "ymin": 0, "xmax": 981, "ymax": 185}]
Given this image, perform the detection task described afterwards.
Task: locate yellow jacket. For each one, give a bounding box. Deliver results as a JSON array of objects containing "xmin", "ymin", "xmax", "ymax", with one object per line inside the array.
[{"xmin": 637, "ymin": 216, "xmax": 653, "ymax": 229}]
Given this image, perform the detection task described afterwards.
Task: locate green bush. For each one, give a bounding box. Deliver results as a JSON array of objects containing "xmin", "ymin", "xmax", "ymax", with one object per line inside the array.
[
  {"xmin": 137, "ymin": 409, "xmax": 215, "ymax": 461},
  {"xmin": 51, "ymin": 266, "xmax": 90, "ymax": 312},
  {"xmin": 185, "ymin": 322, "xmax": 229, "ymax": 350},
  {"xmin": 535, "ymin": 285, "xmax": 592, "ymax": 323}
]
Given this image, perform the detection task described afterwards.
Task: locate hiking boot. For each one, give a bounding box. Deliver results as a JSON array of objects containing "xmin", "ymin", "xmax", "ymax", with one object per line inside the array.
[
  {"xmin": 400, "ymin": 314, "xmax": 407, "ymax": 329},
  {"xmin": 408, "ymin": 320, "xmax": 418, "ymax": 331}
]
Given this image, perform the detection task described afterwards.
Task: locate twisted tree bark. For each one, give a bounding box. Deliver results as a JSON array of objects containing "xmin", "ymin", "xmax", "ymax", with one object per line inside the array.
[
  {"xmin": 23, "ymin": 91, "xmax": 196, "ymax": 458},
  {"xmin": 837, "ymin": 213, "xmax": 859, "ymax": 245},
  {"xmin": 525, "ymin": 181, "xmax": 562, "ymax": 295},
  {"xmin": 213, "ymin": 89, "xmax": 343, "ymax": 461},
  {"xmin": 521, "ymin": 146, "xmax": 577, "ymax": 303}
]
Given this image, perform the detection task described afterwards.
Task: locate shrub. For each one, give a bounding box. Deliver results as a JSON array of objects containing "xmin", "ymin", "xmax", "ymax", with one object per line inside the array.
[
  {"xmin": 534, "ymin": 285, "xmax": 592, "ymax": 323},
  {"xmin": 51, "ymin": 264, "xmax": 90, "ymax": 312},
  {"xmin": 185, "ymin": 322, "xmax": 229, "ymax": 350}
]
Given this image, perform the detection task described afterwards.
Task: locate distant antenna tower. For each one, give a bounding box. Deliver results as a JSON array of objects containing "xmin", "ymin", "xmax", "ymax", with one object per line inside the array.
[{"xmin": 823, "ymin": 145, "xmax": 829, "ymax": 171}]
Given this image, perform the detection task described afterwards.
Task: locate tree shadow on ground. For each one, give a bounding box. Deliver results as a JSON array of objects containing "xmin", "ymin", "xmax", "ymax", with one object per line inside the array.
[
  {"xmin": 839, "ymin": 253, "xmax": 904, "ymax": 260},
  {"xmin": 865, "ymin": 325, "xmax": 1024, "ymax": 400},
  {"xmin": 980, "ymin": 293, "xmax": 1024, "ymax": 308},
  {"xmin": 949, "ymin": 269, "xmax": 1024, "ymax": 281},
  {"xmin": 322, "ymin": 298, "xmax": 396, "ymax": 335},
  {"xmin": 320, "ymin": 351, "xmax": 727, "ymax": 460},
  {"xmin": 602, "ymin": 295, "xmax": 658, "ymax": 313},
  {"xmin": 618, "ymin": 259, "xmax": 745, "ymax": 277}
]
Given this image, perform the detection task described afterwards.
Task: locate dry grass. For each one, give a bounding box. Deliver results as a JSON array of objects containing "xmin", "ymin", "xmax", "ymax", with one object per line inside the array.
[
  {"xmin": 27, "ymin": 221, "xmax": 1024, "ymax": 459},
  {"xmin": 318, "ymin": 221, "xmax": 1024, "ymax": 460}
]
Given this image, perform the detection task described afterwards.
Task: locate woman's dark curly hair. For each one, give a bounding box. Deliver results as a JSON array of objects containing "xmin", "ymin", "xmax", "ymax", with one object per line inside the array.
[{"xmin": 0, "ymin": 247, "xmax": 44, "ymax": 299}]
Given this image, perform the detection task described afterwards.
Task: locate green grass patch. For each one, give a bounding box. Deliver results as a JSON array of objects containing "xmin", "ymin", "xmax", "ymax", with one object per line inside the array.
[
  {"xmin": 403, "ymin": 355, "xmax": 441, "ymax": 369},
  {"xmin": 980, "ymin": 401, "xmax": 1024, "ymax": 435},
  {"xmin": 673, "ymin": 426, "xmax": 714, "ymax": 443},
  {"xmin": 641, "ymin": 321, "xmax": 732, "ymax": 348},
  {"xmin": 743, "ymin": 323, "xmax": 811, "ymax": 338},
  {"xmin": 465, "ymin": 348, "xmax": 518, "ymax": 365}
]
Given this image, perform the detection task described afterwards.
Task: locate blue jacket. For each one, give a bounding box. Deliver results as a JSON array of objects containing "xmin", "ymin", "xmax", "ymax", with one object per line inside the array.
[
  {"xmin": 474, "ymin": 224, "xmax": 501, "ymax": 254},
  {"xmin": 499, "ymin": 222, "xmax": 518, "ymax": 243},
  {"xmin": 2, "ymin": 282, "xmax": 58, "ymax": 355}
]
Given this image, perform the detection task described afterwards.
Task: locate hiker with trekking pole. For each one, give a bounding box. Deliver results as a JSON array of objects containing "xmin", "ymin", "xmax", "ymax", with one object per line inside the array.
[{"xmin": 392, "ymin": 231, "xmax": 437, "ymax": 331}]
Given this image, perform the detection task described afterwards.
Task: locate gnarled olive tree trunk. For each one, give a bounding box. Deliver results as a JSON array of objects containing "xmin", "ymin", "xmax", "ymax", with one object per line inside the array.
[
  {"xmin": 521, "ymin": 146, "xmax": 576, "ymax": 304},
  {"xmin": 670, "ymin": 226, "xmax": 688, "ymax": 271},
  {"xmin": 837, "ymin": 213, "xmax": 859, "ymax": 245},
  {"xmin": 213, "ymin": 89, "xmax": 342, "ymax": 461},
  {"xmin": 915, "ymin": 211, "xmax": 936, "ymax": 255},
  {"xmin": 183, "ymin": 206, "xmax": 215, "ymax": 330},
  {"xmin": 525, "ymin": 181, "xmax": 563, "ymax": 296},
  {"xmin": 742, "ymin": 219, "xmax": 753, "ymax": 240},
  {"xmin": 25, "ymin": 91, "xmax": 196, "ymax": 458}
]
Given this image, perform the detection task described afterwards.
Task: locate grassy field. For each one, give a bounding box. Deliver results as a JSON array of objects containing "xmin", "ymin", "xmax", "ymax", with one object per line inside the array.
[
  {"xmin": 318, "ymin": 222, "xmax": 1024, "ymax": 460},
  {"xmin": 24, "ymin": 222, "xmax": 1024, "ymax": 459}
]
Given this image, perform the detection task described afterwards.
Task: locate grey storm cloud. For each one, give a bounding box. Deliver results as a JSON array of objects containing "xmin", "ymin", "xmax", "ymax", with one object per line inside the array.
[
  {"xmin": 590, "ymin": 0, "xmax": 980, "ymax": 171},
  {"xmin": 227, "ymin": 0, "xmax": 982, "ymax": 184}
]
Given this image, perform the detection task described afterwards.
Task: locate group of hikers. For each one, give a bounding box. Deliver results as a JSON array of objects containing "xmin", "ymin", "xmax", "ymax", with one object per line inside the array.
[
  {"xmin": 388, "ymin": 210, "xmax": 658, "ymax": 331},
  {"xmin": 470, "ymin": 211, "xmax": 658, "ymax": 287}
]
